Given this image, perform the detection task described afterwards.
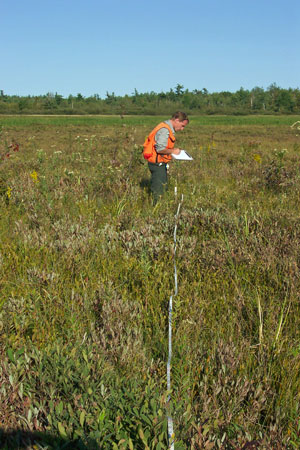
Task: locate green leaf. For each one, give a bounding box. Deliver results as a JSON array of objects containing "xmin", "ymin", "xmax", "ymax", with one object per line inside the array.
[
  {"xmin": 138, "ymin": 426, "xmax": 145, "ymax": 440},
  {"xmin": 7, "ymin": 348, "xmax": 15, "ymax": 363},
  {"xmin": 150, "ymin": 398, "xmax": 156, "ymax": 413},
  {"xmin": 80, "ymin": 410, "xmax": 85, "ymax": 427},
  {"xmin": 141, "ymin": 413, "xmax": 152, "ymax": 426},
  {"xmin": 58, "ymin": 422, "xmax": 68, "ymax": 439},
  {"xmin": 128, "ymin": 438, "xmax": 134, "ymax": 450},
  {"xmin": 82, "ymin": 350, "xmax": 88, "ymax": 363},
  {"xmin": 98, "ymin": 409, "xmax": 106, "ymax": 423},
  {"xmin": 67, "ymin": 403, "xmax": 73, "ymax": 416},
  {"xmin": 56, "ymin": 401, "xmax": 63, "ymax": 415},
  {"xmin": 186, "ymin": 403, "xmax": 191, "ymax": 415}
]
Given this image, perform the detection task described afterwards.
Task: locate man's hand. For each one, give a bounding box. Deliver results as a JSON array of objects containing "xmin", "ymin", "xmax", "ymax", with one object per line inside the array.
[{"xmin": 157, "ymin": 147, "xmax": 181, "ymax": 155}]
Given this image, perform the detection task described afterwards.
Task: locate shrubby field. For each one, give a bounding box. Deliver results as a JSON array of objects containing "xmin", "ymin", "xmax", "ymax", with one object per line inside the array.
[{"xmin": 1, "ymin": 115, "xmax": 300, "ymax": 449}]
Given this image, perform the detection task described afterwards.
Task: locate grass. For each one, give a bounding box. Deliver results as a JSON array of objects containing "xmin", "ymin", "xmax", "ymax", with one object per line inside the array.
[
  {"xmin": 1, "ymin": 113, "xmax": 300, "ymax": 127},
  {"xmin": 0, "ymin": 115, "xmax": 300, "ymax": 449}
]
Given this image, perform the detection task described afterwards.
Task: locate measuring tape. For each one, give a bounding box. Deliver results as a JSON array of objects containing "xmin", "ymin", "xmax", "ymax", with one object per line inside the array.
[{"xmin": 167, "ymin": 194, "xmax": 183, "ymax": 449}]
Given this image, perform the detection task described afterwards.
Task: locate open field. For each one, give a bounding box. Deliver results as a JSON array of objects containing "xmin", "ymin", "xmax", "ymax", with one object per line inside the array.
[
  {"xmin": 1, "ymin": 114, "xmax": 300, "ymax": 127},
  {"xmin": 1, "ymin": 115, "xmax": 300, "ymax": 449}
]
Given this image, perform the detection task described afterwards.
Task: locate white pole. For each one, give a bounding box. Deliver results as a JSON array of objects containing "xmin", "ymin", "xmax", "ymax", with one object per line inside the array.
[{"xmin": 167, "ymin": 194, "xmax": 183, "ymax": 449}]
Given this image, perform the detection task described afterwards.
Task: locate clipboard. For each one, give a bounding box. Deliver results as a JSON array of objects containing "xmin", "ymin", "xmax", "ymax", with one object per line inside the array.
[{"xmin": 172, "ymin": 150, "xmax": 193, "ymax": 161}]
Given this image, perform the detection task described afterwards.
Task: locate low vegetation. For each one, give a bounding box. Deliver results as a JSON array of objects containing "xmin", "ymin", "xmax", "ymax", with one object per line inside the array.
[{"xmin": 1, "ymin": 115, "xmax": 300, "ymax": 449}]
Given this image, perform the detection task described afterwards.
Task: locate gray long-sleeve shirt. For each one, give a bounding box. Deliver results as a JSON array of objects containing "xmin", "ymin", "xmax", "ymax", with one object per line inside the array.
[{"xmin": 155, "ymin": 120, "xmax": 175, "ymax": 153}]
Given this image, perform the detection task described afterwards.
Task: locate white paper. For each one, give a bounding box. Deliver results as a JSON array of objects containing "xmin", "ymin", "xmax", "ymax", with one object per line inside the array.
[{"xmin": 172, "ymin": 150, "xmax": 193, "ymax": 161}]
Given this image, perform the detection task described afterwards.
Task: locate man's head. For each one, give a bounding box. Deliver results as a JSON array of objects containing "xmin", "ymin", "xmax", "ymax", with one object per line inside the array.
[{"xmin": 170, "ymin": 111, "xmax": 189, "ymax": 132}]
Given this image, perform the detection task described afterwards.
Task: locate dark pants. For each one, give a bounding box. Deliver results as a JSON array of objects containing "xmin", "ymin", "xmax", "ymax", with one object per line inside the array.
[{"xmin": 148, "ymin": 162, "xmax": 168, "ymax": 204}]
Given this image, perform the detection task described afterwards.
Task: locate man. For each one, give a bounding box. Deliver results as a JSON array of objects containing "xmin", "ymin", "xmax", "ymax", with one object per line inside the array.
[{"xmin": 143, "ymin": 111, "xmax": 189, "ymax": 203}]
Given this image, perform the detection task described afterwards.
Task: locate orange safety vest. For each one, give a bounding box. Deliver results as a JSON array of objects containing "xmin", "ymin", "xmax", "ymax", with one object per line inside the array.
[{"xmin": 143, "ymin": 122, "xmax": 175, "ymax": 164}]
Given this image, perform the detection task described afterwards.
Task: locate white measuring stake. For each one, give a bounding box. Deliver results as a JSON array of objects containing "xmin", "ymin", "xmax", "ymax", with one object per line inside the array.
[
  {"xmin": 167, "ymin": 194, "xmax": 183, "ymax": 449},
  {"xmin": 167, "ymin": 294, "xmax": 174, "ymax": 449}
]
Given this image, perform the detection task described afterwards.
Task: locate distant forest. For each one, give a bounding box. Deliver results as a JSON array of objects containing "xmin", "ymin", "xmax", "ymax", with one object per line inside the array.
[{"xmin": 1, "ymin": 84, "xmax": 300, "ymax": 115}]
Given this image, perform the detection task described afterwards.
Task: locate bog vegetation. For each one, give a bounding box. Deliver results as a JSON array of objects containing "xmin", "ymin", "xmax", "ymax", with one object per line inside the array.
[{"xmin": 1, "ymin": 115, "xmax": 300, "ymax": 449}]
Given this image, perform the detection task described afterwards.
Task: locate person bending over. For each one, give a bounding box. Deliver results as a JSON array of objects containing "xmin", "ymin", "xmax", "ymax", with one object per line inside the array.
[{"xmin": 143, "ymin": 111, "xmax": 189, "ymax": 204}]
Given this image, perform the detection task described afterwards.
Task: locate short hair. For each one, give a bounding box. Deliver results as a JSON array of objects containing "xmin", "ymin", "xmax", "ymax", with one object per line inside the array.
[{"xmin": 171, "ymin": 111, "xmax": 189, "ymax": 122}]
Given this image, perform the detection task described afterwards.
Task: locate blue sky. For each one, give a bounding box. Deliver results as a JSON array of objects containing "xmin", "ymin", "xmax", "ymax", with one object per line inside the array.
[{"xmin": 1, "ymin": 0, "xmax": 299, "ymax": 98}]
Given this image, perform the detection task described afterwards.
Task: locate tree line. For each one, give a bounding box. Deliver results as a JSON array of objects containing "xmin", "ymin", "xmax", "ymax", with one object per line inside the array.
[{"xmin": 0, "ymin": 84, "xmax": 299, "ymax": 115}]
